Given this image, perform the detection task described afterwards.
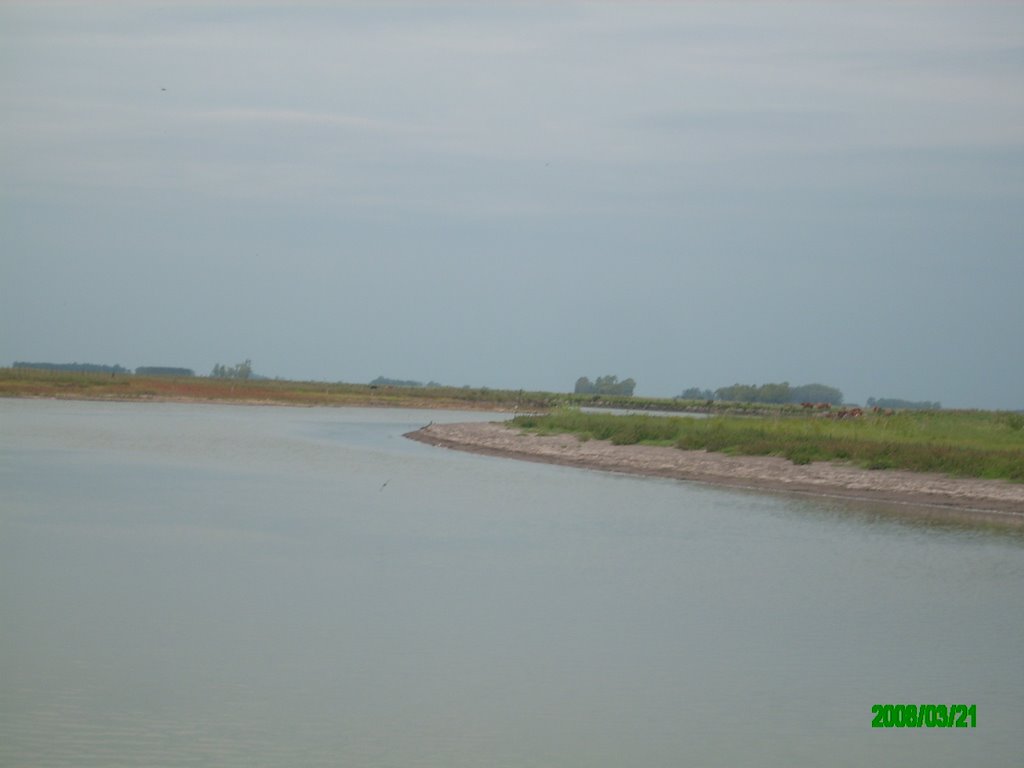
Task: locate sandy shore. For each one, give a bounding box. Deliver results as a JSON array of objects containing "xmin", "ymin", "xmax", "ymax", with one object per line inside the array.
[{"xmin": 406, "ymin": 422, "xmax": 1024, "ymax": 524}]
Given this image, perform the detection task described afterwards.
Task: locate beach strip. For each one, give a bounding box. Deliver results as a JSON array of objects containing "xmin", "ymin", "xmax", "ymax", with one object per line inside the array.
[{"xmin": 405, "ymin": 421, "xmax": 1024, "ymax": 523}]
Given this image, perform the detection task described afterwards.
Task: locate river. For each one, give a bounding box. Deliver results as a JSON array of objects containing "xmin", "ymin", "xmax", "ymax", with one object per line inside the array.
[{"xmin": 1, "ymin": 399, "xmax": 1021, "ymax": 766}]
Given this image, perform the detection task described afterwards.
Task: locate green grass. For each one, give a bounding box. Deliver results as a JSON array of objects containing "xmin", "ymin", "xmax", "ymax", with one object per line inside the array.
[{"xmin": 511, "ymin": 409, "xmax": 1024, "ymax": 482}]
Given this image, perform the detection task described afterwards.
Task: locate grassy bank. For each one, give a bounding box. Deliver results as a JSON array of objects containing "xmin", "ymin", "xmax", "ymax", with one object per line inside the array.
[{"xmin": 511, "ymin": 409, "xmax": 1024, "ymax": 482}]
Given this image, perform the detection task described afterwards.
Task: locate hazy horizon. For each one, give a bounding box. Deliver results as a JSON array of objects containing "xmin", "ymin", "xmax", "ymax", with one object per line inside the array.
[
  {"xmin": 0, "ymin": 360, "xmax": 982, "ymax": 410},
  {"xmin": 3, "ymin": 2, "xmax": 1022, "ymax": 409}
]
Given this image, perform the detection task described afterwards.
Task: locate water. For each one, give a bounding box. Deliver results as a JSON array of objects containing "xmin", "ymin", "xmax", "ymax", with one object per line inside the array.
[{"xmin": 2, "ymin": 398, "xmax": 1022, "ymax": 766}]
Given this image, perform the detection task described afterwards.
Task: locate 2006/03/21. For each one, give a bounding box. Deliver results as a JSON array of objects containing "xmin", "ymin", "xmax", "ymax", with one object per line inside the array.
[{"xmin": 871, "ymin": 704, "xmax": 977, "ymax": 728}]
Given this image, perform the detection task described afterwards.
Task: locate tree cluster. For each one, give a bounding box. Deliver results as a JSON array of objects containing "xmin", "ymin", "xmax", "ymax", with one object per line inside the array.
[
  {"xmin": 368, "ymin": 377, "xmax": 456, "ymax": 389},
  {"xmin": 679, "ymin": 381, "xmax": 844, "ymax": 405},
  {"xmin": 574, "ymin": 375, "xmax": 636, "ymax": 397},
  {"xmin": 679, "ymin": 387, "xmax": 715, "ymax": 401},
  {"xmin": 370, "ymin": 376, "xmax": 424, "ymax": 388},
  {"xmin": 135, "ymin": 367, "xmax": 194, "ymax": 377},
  {"xmin": 13, "ymin": 361, "xmax": 129, "ymax": 374},
  {"xmin": 210, "ymin": 359, "xmax": 253, "ymax": 380},
  {"xmin": 867, "ymin": 397, "xmax": 941, "ymax": 411}
]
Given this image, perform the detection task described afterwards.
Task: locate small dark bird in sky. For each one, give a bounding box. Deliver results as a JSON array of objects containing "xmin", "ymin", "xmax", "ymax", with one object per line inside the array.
[
  {"xmin": 161, "ymin": 87, "xmax": 167, "ymax": 91},
  {"xmin": 379, "ymin": 479, "xmax": 390, "ymax": 491}
]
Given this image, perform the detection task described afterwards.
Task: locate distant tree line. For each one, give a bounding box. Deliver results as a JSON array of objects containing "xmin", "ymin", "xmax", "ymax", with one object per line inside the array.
[
  {"xmin": 679, "ymin": 388, "xmax": 715, "ymax": 401},
  {"xmin": 13, "ymin": 361, "xmax": 130, "ymax": 374},
  {"xmin": 679, "ymin": 382, "xmax": 844, "ymax": 405},
  {"xmin": 135, "ymin": 366, "xmax": 194, "ymax": 377},
  {"xmin": 867, "ymin": 396, "xmax": 941, "ymax": 411},
  {"xmin": 574, "ymin": 375, "xmax": 636, "ymax": 397},
  {"xmin": 369, "ymin": 376, "xmax": 446, "ymax": 388},
  {"xmin": 370, "ymin": 376, "xmax": 424, "ymax": 388},
  {"xmin": 210, "ymin": 360, "xmax": 253, "ymax": 380}
]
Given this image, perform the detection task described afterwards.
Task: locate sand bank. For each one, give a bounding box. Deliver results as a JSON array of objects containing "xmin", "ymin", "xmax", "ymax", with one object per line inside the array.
[{"xmin": 406, "ymin": 422, "xmax": 1024, "ymax": 524}]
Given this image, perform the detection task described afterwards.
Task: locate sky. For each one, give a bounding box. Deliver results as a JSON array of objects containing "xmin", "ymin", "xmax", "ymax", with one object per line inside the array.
[{"xmin": 2, "ymin": 1, "xmax": 1022, "ymax": 409}]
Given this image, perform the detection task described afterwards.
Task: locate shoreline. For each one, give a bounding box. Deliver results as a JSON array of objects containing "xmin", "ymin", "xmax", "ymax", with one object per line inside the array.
[
  {"xmin": 8, "ymin": 395, "xmax": 1022, "ymax": 523},
  {"xmin": 406, "ymin": 422, "xmax": 1024, "ymax": 525},
  {"xmin": 0, "ymin": 392, "xmax": 518, "ymax": 412}
]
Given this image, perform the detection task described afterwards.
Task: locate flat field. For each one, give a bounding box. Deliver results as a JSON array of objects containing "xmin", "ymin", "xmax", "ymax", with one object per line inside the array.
[{"xmin": 0, "ymin": 368, "xmax": 541, "ymax": 411}]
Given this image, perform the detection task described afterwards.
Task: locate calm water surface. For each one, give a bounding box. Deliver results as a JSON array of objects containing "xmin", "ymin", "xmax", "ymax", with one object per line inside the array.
[{"xmin": 1, "ymin": 399, "xmax": 1022, "ymax": 766}]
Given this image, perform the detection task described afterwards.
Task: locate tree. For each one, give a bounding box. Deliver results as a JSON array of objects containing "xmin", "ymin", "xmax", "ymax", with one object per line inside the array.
[
  {"xmin": 616, "ymin": 378, "xmax": 637, "ymax": 397},
  {"xmin": 680, "ymin": 387, "xmax": 714, "ymax": 401},
  {"xmin": 575, "ymin": 376, "xmax": 595, "ymax": 394},
  {"xmin": 211, "ymin": 359, "xmax": 253, "ymax": 380},
  {"xmin": 759, "ymin": 381, "xmax": 791, "ymax": 404},
  {"xmin": 715, "ymin": 383, "xmax": 758, "ymax": 403},
  {"xmin": 576, "ymin": 375, "xmax": 636, "ymax": 396}
]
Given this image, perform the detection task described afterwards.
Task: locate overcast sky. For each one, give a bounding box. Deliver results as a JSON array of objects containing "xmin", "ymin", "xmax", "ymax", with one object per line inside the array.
[{"xmin": 2, "ymin": 1, "xmax": 1022, "ymax": 408}]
